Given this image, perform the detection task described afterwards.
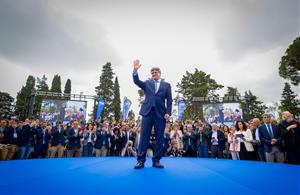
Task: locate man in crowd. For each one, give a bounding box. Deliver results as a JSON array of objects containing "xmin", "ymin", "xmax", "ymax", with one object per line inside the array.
[
  {"xmin": 210, "ymin": 123, "xmax": 225, "ymax": 159},
  {"xmin": 183, "ymin": 123, "xmax": 197, "ymax": 157},
  {"xmin": 279, "ymin": 111, "xmax": 300, "ymax": 164},
  {"xmin": 259, "ymin": 114, "xmax": 284, "ymax": 163},
  {"xmin": 50, "ymin": 121, "xmax": 66, "ymax": 158},
  {"xmin": 250, "ymin": 118, "xmax": 265, "ymax": 161},
  {"xmin": 18, "ymin": 117, "xmax": 36, "ymax": 159},
  {"xmin": 66, "ymin": 120, "xmax": 82, "ymax": 157},
  {"xmin": 2, "ymin": 119, "xmax": 20, "ymax": 160}
]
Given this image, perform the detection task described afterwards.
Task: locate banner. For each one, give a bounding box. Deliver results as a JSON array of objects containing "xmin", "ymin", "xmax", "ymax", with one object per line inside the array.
[
  {"xmin": 178, "ymin": 99, "xmax": 186, "ymax": 121},
  {"xmin": 96, "ymin": 98, "xmax": 105, "ymax": 120},
  {"xmin": 122, "ymin": 97, "xmax": 132, "ymax": 120}
]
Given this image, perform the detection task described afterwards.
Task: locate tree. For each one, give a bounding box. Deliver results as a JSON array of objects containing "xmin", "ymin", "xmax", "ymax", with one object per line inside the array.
[
  {"xmin": 112, "ymin": 77, "xmax": 121, "ymax": 120},
  {"xmin": 63, "ymin": 79, "xmax": 71, "ymax": 100},
  {"xmin": 241, "ymin": 90, "xmax": 267, "ymax": 121},
  {"xmin": 0, "ymin": 91, "xmax": 14, "ymax": 118},
  {"xmin": 176, "ymin": 68, "xmax": 223, "ymax": 119},
  {"xmin": 280, "ymin": 82, "xmax": 300, "ymax": 117},
  {"xmin": 137, "ymin": 89, "xmax": 145, "ymax": 107},
  {"xmin": 51, "ymin": 74, "xmax": 62, "ymax": 93},
  {"xmin": 95, "ymin": 62, "xmax": 115, "ymax": 118},
  {"xmin": 128, "ymin": 110, "xmax": 135, "ymax": 121},
  {"xmin": 15, "ymin": 75, "xmax": 36, "ymax": 120},
  {"xmin": 33, "ymin": 75, "xmax": 49, "ymax": 117},
  {"xmin": 279, "ymin": 37, "xmax": 300, "ymax": 85}
]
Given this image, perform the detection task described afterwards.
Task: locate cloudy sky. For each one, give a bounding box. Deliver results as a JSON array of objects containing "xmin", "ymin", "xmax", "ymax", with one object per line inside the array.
[{"xmin": 0, "ymin": 0, "xmax": 299, "ymax": 116}]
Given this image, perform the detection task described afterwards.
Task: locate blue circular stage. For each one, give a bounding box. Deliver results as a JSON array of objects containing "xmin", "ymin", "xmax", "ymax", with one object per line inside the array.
[{"xmin": 0, "ymin": 157, "xmax": 299, "ymax": 195}]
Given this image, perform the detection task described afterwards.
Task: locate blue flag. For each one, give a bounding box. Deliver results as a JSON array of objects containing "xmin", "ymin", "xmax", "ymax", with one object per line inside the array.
[
  {"xmin": 178, "ymin": 99, "xmax": 186, "ymax": 121},
  {"xmin": 96, "ymin": 98, "xmax": 105, "ymax": 120},
  {"xmin": 122, "ymin": 97, "xmax": 132, "ymax": 120}
]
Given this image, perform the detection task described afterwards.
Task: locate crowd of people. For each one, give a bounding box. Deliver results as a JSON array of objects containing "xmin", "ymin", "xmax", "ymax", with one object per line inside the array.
[{"xmin": 0, "ymin": 111, "xmax": 299, "ymax": 165}]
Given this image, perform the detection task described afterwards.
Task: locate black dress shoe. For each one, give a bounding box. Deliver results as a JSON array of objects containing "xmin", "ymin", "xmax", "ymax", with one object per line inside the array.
[
  {"xmin": 134, "ymin": 162, "xmax": 145, "ymax": 169},
  {"xmin": 152, "ymin": 161, "xmax": 164, "ymax": 168}
]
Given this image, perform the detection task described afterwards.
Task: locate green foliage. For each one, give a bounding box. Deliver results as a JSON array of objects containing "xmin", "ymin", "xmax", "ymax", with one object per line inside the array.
[
  {"xmin": 280, "ymin": 82, "xmax": 300, "ymax": 117},
  {"xmin": 34, "ymin": 74, "xmax": 49, "ymax": 117},
  {"xmin": 15, "ymin": 75, "xmax": 36, "ymax": 120},
  {"xmin": 279, "ymin": 36, "xmax": 300, "ymax": 85},
  {"xmin": 112, "ymin": 77, "xmax": 121, "ymax": 120},
  {"xmin": 0, "ymin": 91, "xmax": 14, "ymax": 118},
  {"xmin": 241, "ymin": 90, "xmax": 267, "ymax": 121}
]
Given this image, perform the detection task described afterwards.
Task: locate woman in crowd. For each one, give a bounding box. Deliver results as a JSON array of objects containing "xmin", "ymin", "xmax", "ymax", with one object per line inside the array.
[
  {"xmin": 222, "ymin": 125, "xmax": 230, "ymax": 159},
  {"xmin": 236, "ymin": 121, "xmax": 255, "ymax": 160},
  {"xmin": 110, "ymin": 127, "xmax": 123, "ymax": 156},
  {"xmin": 228, "ymin": 125, "xmax": 240, "ymax": 160},
  {"xmin": 82, "ymin": 122, "xmax": 96, "ymax": 157},
  {"xmin": 170, "ymin": 122, "xmax": 183, "ymax": 150}
]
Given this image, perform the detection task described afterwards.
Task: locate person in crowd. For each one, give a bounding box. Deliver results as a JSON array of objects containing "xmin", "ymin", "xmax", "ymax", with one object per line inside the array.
[
  {"xmin": 222, "ymin": 125, "xmax": 230, "ymax": 159},
  {"xmin": 35, "ymin": 122, "xmax": 51, "ymax": 158},
  {"xmin": 66, "ymin": 120, "xmax": 82, "ymax": 158},
  {"xmin": 167, "ymin": 139, "xmax": 184, "ymax": 157},
  {"xmin": 49, "ymin": 121, "xmax": 66, "ymax": 158},
  {"xmin": 110, "ymin": 127, "xmax": 123, "ymax": 156},
  {"xmin": 259, "ymin": 114, "xmax": 284, "ymax": 163},
  {"xmin": 121, "ymin": 140, "xmax": 137, "ymax": 157},
  {"xmin": 0, "ymin": 119, "xmax": 8, "ymax": 160},
  {"xmin": 82, "ymin": 122, "xmax": 96, "ymax": 157},
  {"xmin": 94, "ymin": 122, "xmax": 111, "ymax": 157},
  {"xmin": 18, "ymin": 117, "xmax": 36, "ymax": 159},
  {"xmin": 228, "ymin": 125, "xmax": 240, "ymax": 160},
  {"xmin": 170, "ymin": 122, "xmax": 183, "ymax": 150},
  {"xmin": 2, "ymin": 119, "xmax": 20, "ymax": 160},
  {"xmin": 183, "ymin": 123, "xmax": 197, "ymax": 157},
  {"xmin": 210, "ymin": 123, "xmax": 225, "ymax": 159},
  {"xmin": 195, "ymin": 121, "xmax": 211, "ymax": 158},
  {"xmin": 147, "ymin": 128, "xmax": 156, "ymax": 157},
  {"xmin": 162, "ymin": 124, "xmax": 171, "ymax": 156},
  {"xmin": 279, "ymin": 111, "xmax": 300, "ymax": 164},
  {"xmin": 250, "ymin": 118, "xmax": 265, "ymax": 161},
  {"xmin": 235, "ymin": 120, "xmax": 255, "ymax": 160}
]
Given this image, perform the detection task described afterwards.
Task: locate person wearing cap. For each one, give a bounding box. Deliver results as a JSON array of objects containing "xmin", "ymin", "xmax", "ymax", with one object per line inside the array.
[{"xmin": 132, "ymin": 59, "xmax": 172, "ymax": 169}]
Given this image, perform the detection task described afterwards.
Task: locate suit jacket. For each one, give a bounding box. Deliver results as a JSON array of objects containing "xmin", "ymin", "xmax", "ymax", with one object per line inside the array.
[
  {"xmin": 183, "ymin": 131, "xmax": 197, "ymax": 151},
  {"xmin": 66, "ymin": 128, "xmax": 82, "ymax": 150},
  {"xmin": 195, "ymin": 127, "xmax": 211, "ymax": 147},
  {"xmin": 36, "ymin": 128, "xmax": 51, "ymax": 149},
  {"xmin": 94, "ymin": 130, "xmax": 111, "ymax": 149},
  {"xmin": 210, "ymin": 130, "xmax": 225, "ymax": 150},
  {"xmin": 258, "ymin": 123, "xmax": 283, "ymax": 153},
  {"xmin": 18, "ymin": 124, "xmax": 35, "ymax": 147},
  {"xmin": 51, "ymin": 126, "xmax": 66, "ymax": 146},
  {"xmin": 82, "ymin": 130, "xmax": 96, "ymax": 146},
  {"xmin": 133, "ymin": 71, "xmax": 172, "ymax": 119},
  {"xmin": 3, "ymin": 126, "xmax": 20, "ymax": 145}
]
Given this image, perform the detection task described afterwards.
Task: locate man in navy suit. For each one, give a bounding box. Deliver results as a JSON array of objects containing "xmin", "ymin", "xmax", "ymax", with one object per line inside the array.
[
  {"xmin": 133, "ymin": 59, "xmax": 172, "ymax": 169},
  {"xmin": 259, "ymin": 114, "xmax": 284, "ymax": 163}
]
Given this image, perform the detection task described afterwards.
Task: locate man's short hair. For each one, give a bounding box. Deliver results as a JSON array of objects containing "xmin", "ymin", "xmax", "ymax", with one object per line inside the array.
[{"xmin": 150, "ymin": 67, "xmax": 161, "ymax": 73}]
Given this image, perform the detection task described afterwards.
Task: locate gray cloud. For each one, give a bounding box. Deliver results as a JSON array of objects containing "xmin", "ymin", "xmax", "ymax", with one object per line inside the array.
[
  {"xmin": 0, "ymin": 0, "xmax": 121, "ymax": 71},
  {"xmin": 213, "ymin": 0, "xmax": 299, "ymax": 60}
]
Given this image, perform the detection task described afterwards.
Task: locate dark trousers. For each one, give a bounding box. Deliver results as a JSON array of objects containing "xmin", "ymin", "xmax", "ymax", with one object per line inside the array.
[
  {"xmin": 211, "ymin": 145, "xmax": 223, "ymax": 159},
  {"xmin": 255, "ymin": 145, "xmax": 266, "ymax": 162},
  {"xmin": 137, "ymin": 108, "xmax": 165, "ymax": 163}
]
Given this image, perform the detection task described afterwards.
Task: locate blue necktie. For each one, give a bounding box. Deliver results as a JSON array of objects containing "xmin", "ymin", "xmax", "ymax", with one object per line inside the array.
[
  {"xmin": 154, "ymin": 80, "xmax": 159, "ymax": 93},
  {"xmin": 266, "ymin": 124, "xmax": 274, "ymax": 139}
]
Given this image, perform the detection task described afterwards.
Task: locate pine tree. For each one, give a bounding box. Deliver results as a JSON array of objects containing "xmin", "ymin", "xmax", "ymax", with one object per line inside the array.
[
  {"xmin": 95, "ymin": 62, "xmax": 115, "ymax": 118},
  {"xmin": 63, "ymin": 79, "xmax": 71, "ymax": 99},
  {"xmin": 15, "ymin": 75, "xmax": 36, "ymax": 120},
  {"xmin": 137, "ymin": 89, "xmax": 145, "ymax": 107},
  {"xmin": 112, "ymin": 77, "xmax": 121, "ymax": 120},
  {"xmin": 34, "ymin": 75, "xmax": 49, "ymax": 117},
  {"xmin": 176, "ymin": 68, "xmax": 223, "ymax": 119},
  {"xmin": 128, "ymin": 110, "xmax": 135, "ymax": 121},
  {"xmin": 241, "ymin": 90, "xmax": 267, "ymax": 121},
  {"xmin": 51, "ymin": 74, "xmax": 62, "ymax": 93},
  {"xmin": 279, "ymin": 36, "xmax": 300, "ymax": 85},
  {"xmin": 280, "ymin": 82, "xmax": 300, "ymax": 117},
  {"xmin": 224, "ymin": 87, "xmax": 241, "ymax": 102},
  {"xmin": 0, "ymin": 91, "xmax": 14, "ymax": 118}
]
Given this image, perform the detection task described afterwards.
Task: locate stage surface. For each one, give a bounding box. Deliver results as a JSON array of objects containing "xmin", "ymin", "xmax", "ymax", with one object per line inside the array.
[{"xmin": 0, "ymin": 157, "xmax": 299, "ymax": 195}]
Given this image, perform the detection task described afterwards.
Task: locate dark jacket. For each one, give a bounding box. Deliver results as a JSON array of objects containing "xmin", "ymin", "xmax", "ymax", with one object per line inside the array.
[
  {"xmin": 133, "ymin": 71, "xmax": 172, "ymax": 119},
  {"xmin": 209, "ymin": 130, "xmax": 225, "ymax": 150},
  {"xmin": 195, "ymin": 126, "xmax": 211, "ymax": 147},
  {"xmin": 183, "ymin": 131, "xmax": 197, "ymax": 151},
  {"xmin": 259, "ymin": 123, "xmax": 283, "ymax": 153},
  {"xmin": 51, "ymin": 126, "xmax": 66, "ymax": 146},
  {"xmin": 3, "ymin": 126, "xmax": 20, "ymax": 145},
  {"xmin": 66, "ymin": 128, "xmax": 82, "ymax": 149},
  {"xmin": 278, "ymin": 120, "xmax": 300, "ymax": 151},
  {"xmin": 36, "ymin": 128, "xmax": 51, "ymax": 149},
  {"xmin": 94, "ymin": 130, "xmax": 111, "ymax": 149},
  {"xmin": 18, "ymin": 124, "xmax": 35, "ymax": 147}
]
